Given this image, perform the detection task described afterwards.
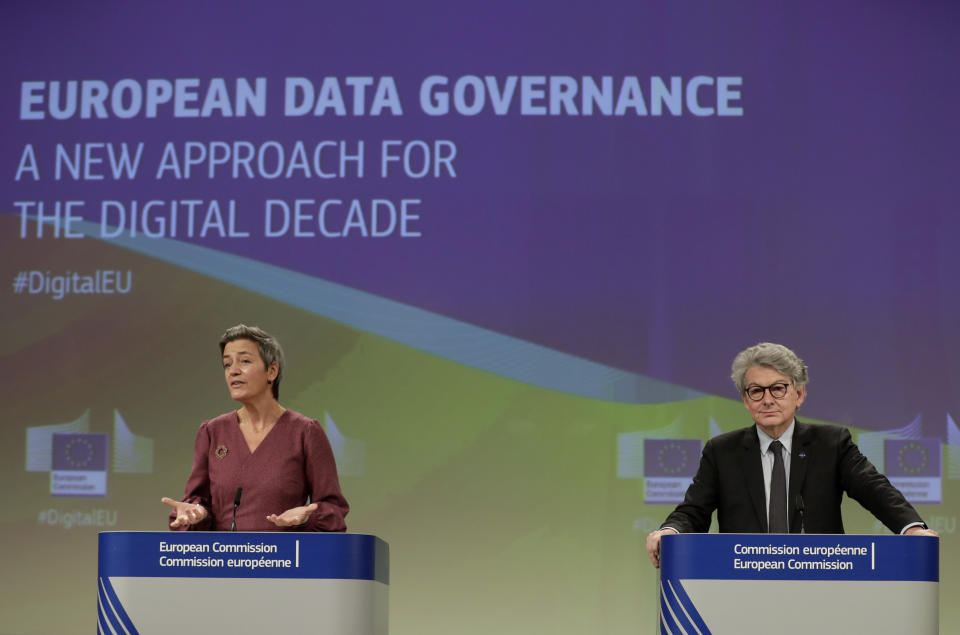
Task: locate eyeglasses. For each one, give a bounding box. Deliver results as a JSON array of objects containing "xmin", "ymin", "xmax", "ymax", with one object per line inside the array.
[{"xmin": 744, "ymin": 382, "xmax": 791, "ymax": 401}]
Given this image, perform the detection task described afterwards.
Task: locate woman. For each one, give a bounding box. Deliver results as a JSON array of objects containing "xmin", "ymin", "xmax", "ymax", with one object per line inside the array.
[{"xmin": 162, "ymin": 325, "xmax": 349, "ymax": 531}]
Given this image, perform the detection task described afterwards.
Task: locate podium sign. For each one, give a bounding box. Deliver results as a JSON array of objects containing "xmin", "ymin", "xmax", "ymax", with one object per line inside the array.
[
  {"xmin": 98, "ymin": 532, "xmax": 388, "ymax": 635},
  {"xmin": 658, "ymin": 533, "xmax": 938, "ymax": 635}
]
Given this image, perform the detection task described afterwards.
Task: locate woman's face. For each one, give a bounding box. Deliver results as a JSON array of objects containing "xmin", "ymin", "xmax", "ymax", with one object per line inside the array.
[{"xmin": 222, "ymin": 339, "xmax": 277, "ymax": 402}]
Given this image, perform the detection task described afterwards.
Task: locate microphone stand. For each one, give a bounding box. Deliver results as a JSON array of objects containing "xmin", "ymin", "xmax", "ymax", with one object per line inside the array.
[{"xmin": 231, "ymin": 487, "xmax": 243, "ymax": 532}]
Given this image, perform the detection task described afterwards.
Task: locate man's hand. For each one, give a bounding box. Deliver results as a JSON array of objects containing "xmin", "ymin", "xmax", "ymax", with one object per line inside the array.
[
  {"xmin": 162, "ymin": 497, "xmax": 208, "ymax": 528},
  {"xmin": 266, "ymin": 503, "xmax": 318, "ymax": 528},
  {"xmin": 646, "ymin": 528, "xmax": 678, "ymax": 568},
  {"xmin": 904, "ymin": 525, "xmax": 939, "ymax": 537}
]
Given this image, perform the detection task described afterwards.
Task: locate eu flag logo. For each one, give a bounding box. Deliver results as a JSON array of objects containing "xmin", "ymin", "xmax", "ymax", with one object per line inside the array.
[
  {"xmin": 643, "ymin": 438, "xmax": 702, "ymax": 504},
  {"xmin": 883, "ymin": 438, "xmax": 942, "ymax": 504},
  {"xmin": 52, "ymin": 434, "xmax": 108, "ymax": 470},
  {"xmin": 884, "ymin": 439, "xmax": 941, "ymax": 478},
  {"xmin": 50, "ymin": 433, "xmax": 108, "ymax": 496},
  {"xmin": 644, "ymin": 439, "xmax": 701, "ymax": 478}
]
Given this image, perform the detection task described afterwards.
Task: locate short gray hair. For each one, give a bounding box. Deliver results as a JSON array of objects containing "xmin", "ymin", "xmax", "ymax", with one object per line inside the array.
[
  {"xmin": 219, "ymin": 324, "xmax": 285, "ymax": 400},
  {"xmin": 730, "ymin": 342, "xmax": 808, "ymax": 395}
]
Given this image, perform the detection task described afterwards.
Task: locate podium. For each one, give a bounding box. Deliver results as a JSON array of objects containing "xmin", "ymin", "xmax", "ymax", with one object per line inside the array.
[
  {"xmin": 97, "ymin": 532, "xmax": 389, "ymax": 635},
  {"xmin": 658, "ymin": 533, "xmax": 938, "ymax": 635}
]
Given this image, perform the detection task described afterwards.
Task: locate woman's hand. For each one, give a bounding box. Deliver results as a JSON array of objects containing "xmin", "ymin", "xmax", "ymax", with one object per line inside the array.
[
  {"xmin": 266, "ymin": 503, "xmax": 318, "ymax": 528},
  {"xmin": 162, "ymin": 497, "xmax": 209, "ymax": 528}
]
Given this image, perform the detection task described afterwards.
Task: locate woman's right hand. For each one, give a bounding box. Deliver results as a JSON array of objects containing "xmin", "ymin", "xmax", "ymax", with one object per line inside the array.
[{"xmin": 161, "ymin": 497, "xmax": 208, "ymax": 528}]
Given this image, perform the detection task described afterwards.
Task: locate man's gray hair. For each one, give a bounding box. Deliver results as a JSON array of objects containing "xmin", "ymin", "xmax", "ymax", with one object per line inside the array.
[
  {"xmin": 730, "ymin": 342, "xmax": 808, "ymax": 394},
  {"xmin": 219, "ymin": 324, "xmax": 285, "ymax": 400}
]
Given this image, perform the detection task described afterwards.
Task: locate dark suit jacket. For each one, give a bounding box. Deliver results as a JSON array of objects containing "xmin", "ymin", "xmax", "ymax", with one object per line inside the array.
[{"xmin": 662, "ymin": 420, "xmax": 923, "ymax": 534}]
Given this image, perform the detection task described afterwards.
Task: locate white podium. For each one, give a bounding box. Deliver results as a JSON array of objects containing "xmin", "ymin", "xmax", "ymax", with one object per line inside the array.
[
  {"xmin": 658, "ymin": 533, "xmax": 938, "ymax": 635},
  {"xmin": 97, "ymin": 531, "xmax": 389, "ymax": 635}
]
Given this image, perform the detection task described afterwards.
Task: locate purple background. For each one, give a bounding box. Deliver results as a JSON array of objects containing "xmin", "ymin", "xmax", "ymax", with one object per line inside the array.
[{"xmin": 3, "ymin": 1, "xmax": 959, "ymax": 433}]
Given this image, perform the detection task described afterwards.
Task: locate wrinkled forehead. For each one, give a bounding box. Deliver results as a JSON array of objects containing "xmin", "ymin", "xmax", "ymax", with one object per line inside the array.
[{"xmin": 743, "ymin": 364, "xmax": 791, "ymax": 385}]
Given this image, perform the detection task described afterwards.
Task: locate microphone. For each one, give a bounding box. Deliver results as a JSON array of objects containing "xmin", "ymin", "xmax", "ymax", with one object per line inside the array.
[
  {"xmin": 796, "ymin": 495, "xmax": 805, "ymax": 534},
  {"xmin": 231, "ymin": 487, "xmax": 243, "ymax": 532}
]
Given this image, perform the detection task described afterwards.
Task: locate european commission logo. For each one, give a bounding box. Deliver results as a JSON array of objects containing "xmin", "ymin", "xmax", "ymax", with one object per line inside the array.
[
  {"xmin": 643, "ymin": 439, "xmax": 702, "ymax": 503},
  {"xmin": 51, "ymin": 433, "xmax": 108, "ymax": 496},
  {"xmin": 25, "ymin": 409, "xmax": 154, "ymax": 497},
  {"xmin": 884, "ymin": 438, "xmax": 942, "ymax": 504}
]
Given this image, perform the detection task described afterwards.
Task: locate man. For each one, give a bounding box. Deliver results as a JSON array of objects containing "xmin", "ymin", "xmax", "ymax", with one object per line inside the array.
[{"xmin": 646, "ymin": 342, "xmax": 938, "ymax": 567}]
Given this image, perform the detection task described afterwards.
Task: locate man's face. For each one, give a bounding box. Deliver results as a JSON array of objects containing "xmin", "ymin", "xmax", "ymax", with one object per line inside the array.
[{"xmin": 741, "ymin": 365, "xmax": 805, "ymax": 439}]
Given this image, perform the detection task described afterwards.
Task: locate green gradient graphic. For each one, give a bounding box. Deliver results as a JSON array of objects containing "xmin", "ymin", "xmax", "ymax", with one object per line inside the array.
[{"xmin": 0, "ymin": 224, "xmax": 956, "ymax": 634}]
